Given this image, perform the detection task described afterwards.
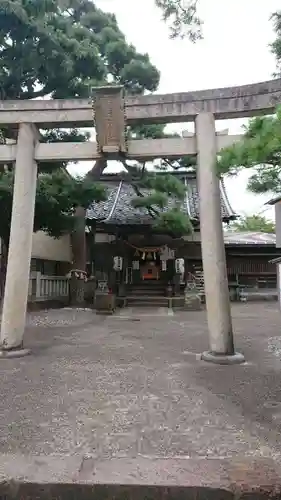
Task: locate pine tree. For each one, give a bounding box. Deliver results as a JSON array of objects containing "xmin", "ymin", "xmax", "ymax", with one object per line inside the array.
[
  {"xmin": 0, "ymin": 0, "xmax": 193, "ymax": 304},
  {"xmin": 155, "ymin": 0, "xmax": 202, "ymax": 40}
]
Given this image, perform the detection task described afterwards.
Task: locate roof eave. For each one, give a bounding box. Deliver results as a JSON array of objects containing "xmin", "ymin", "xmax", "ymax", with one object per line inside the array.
[
  {"xmin": 269, "ymin": 256, "xmax": 281, "ymax": 264},
  {"xmin": 266, "ymin": 195, "xmax": 281, "ymax": 205},
  {"xmin": 220, "ymin": 177, "xmax": 237, "ymax": 218}
]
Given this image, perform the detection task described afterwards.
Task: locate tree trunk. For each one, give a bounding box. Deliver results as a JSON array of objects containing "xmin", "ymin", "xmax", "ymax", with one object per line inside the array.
[
  {"xmin": 69, "ymin": 159, "xmax": 107, "ymax": 306},
  {"xmin": 70, "ymin": 206, "xmax": 87, "ymax": 306}
]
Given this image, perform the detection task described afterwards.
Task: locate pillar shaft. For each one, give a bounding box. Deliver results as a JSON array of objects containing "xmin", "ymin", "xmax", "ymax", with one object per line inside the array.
[
  {"xmin": 1, "ymin": 123, "xmax": 38, "ymax": 350},
  {"xmin": 195, "ymin": 112, "xmax": 234, "ymax": 355}
]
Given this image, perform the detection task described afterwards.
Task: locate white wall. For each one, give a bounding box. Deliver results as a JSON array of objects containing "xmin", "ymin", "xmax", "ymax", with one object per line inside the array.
[
  {"xmin": 3, "ymin": 231, "xmax": 114, "ymax": 264},
  {"xmin": 31, "ymin": 232, "xmax": 72, "ymax": 262},
  {"xmin": 95, "ymin": 233, "xmax": 116, "ymax": 243}
]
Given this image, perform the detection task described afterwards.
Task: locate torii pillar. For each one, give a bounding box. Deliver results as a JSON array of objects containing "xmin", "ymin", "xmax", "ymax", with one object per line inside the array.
[
  {"xmin": 0, "ymin": 123, "xmax": 39, "ymax": 357},
  {"xmin": 195, "ymin": 112, "xmax": 244, "ymax": 364}
]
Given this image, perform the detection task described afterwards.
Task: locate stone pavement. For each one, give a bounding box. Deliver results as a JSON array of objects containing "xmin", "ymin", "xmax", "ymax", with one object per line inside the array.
[{"xmin": 1, "ymin": 303, "xmax": 281, "ymax": 498}]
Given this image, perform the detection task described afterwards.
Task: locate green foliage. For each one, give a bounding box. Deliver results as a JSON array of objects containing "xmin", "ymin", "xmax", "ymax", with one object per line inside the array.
[
  {"xmin": 217, "ymin": 12, "xmax": 281, "ymax": 195},
  {"xmin": 0, "ymin": 0, "xmax": 160, "ymax": 99},
  {"xmin": 0, "ymin": 0, "xmax": 162, "ymax": 244},
  {"xmin": 126, "ymin": 164, "xmax": 192, "ymax": 235},
  {"xmin": 139, "ymin": 171, "xmax": 186, "ymax": 199},
  {"xmin": 217, "ymin": 106, "xmax": 281, "ymax": 194},
  {"xmin": 230, "ymin": 215, "xmax": 275, "ymax": 234},
  {"xmin": 271, "ymin": 11, "xmax": 281, "ymax": 75},
  {"xmin": 155, "ymin": 209, "xmax": 193, "ymax": 234},
  {"xmin": 0, "ymin": 170, "xmax": 106, "ymax": 242},
  {"xmin": 131, "ymin": 190, "xmax": 168, "ymax": 210},
  {"xmin": 123, "ymin": 122, "xmax": 193, "ymax": 235},
  {"xmin": 40, "ymin": 129, "xmax": 90, "ymax": 173},
  {"xmin": 128, "ymin": 124, "xmax": 168, "ymax": 140},
  {"xmin": 122, "ymin": 119, "xmax": 195, "ymax": 235},
  {"xmin": 155, "ymin": 0, "xmax": 202, "ymax": 40},
  {"xmin": 0, "ymin": 0, "xmax": 160, "ymax": 175},
  {"xmin": 128, "ymin": 123, "xmax": 181, "ymax": 140},
  {"xmin": 161, "ymin": 155, "xmax": 197, "ymax": 171},
  {"xmin": 0, "ymin": 0, "xmax": 194, "ymax": 240}
]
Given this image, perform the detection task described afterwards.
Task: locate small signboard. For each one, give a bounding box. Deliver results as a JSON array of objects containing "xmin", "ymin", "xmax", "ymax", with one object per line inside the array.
[{"xmin": 92, "ymin": 86, "xmax": 127, "ymax": 155}]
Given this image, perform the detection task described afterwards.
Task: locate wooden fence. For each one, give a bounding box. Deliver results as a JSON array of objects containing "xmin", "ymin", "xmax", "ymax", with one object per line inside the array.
[
  {"xmin": 227, "ymin": 257, "xmax": 276, "ymax": 275},
  {"xmin": 28, "ymin": 272, "xmax": 69, "ymax": 302}
]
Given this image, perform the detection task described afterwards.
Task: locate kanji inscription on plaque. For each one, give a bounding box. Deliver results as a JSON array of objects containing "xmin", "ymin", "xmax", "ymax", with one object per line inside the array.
[{"xmin": 92, "ymin": 86, "xmax": 127, "ymax": 156}]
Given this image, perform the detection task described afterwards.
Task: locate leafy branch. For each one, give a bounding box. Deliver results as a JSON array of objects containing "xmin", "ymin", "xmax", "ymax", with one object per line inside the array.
[
  {"xmin": 217, "ymin": 106, "xmax": 281, "ymax": 195},
  {"xmin": 155, "ymin": 0, "xmax": 202, "ymax": 40}
]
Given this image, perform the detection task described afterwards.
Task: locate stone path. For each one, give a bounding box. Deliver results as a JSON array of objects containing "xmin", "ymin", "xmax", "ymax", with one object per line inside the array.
[
  {"xmin": 0, "ymin": 302, "xmax": 280, "ymax": 459},
  {"xmin": 1, "ymin": 303, "xmax": 281, "ymax": 496},
  {"xmin": 116, "ymin": 306, "xmax": 174, "ymax": 318}
]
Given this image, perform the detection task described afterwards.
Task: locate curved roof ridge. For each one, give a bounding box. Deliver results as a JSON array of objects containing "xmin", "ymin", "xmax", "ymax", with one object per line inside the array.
[
  {"xmin": 87, "ymin": 175, "xmax": 236, "ymax": 224},
  {"xmin": 183, "ymin": 176, "xmax": 192, "ymax": 216},
  {"xmin": 105, "ymin": 180, "xmax": 123, "ymax": 223},
  {"xmin": 220, "ymin": 177, "xmax": 237, "ymax": 217}
]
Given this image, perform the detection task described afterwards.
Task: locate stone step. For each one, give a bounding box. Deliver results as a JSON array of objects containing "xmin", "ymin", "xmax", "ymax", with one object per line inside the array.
[
  {"xmin": 127, "ymin": 296, "xmax": 169, "ymax": 307},
  {"xmin": 128, "ymin": 281, "xmax": 165, "ymax": 286},
  {"xmin": 127, "ymin": 284, "xmax": 166, "ymax": 290},
  {"xmin": 127, "ymin": 289, "xmax": 166, "ymax": 296},
  {"xmin": 127, "ymin": 300, "xmax": 169, "ymax": 308},
  {"xmin": 127, "ymin": 295, "xmax": 167, "ymax": 301}
]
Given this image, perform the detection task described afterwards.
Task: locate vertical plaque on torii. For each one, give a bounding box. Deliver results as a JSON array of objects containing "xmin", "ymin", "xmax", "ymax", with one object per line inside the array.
[{"xmin": 92, "ymin": 86, "xmax": 127, "ymax": 157}]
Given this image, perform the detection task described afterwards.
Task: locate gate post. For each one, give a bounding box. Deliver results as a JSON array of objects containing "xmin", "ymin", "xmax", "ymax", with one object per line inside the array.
[
  {"xmin": 0, "ymin": 123, "xmax": 39, "ymax": 357},
  {"xmin": 195, "ymin": 112, "xmax": 244, "ymax": 364}
]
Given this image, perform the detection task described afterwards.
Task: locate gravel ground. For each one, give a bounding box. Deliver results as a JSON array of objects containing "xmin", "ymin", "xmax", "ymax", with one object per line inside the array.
[
  {"xmin": 25, "ymin": 307, "xmax": 96, "ymax": 328},
  {"xmin": 0, "ymin": 302, "xmax": 280, "ymax": 462}
]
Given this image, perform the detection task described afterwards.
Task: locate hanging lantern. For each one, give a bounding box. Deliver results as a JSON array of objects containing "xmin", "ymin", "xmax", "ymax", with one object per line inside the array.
[
  {"xmin": 147, "ymin": 252, "xmax": 152, "ymax": 260},
  {"xmin": 169, "ymin": 249, "xmax": 175, "ymax": 260},
  {"xmin": 160, "ymin": 245, "xmax": 169, "ymax": 261},
  {"xmin": 175, "ymin": 258, "xmax": 184, "ymax": 274},
  {"xmin": 113, "ymin": 256, "xmax": 123, "ymax": 271},
  {"xmin": 134, "ymin": 250, "xmax": 140, "ymax": 257}
]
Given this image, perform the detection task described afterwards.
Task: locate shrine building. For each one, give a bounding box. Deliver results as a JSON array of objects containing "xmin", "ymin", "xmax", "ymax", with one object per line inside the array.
[{"xmin": 85, "ymin": 172, "xmax": 278, "ymax": 305}]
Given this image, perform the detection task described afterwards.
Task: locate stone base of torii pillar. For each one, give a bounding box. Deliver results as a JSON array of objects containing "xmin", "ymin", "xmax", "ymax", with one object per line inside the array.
[
  {"xmin": 0, "ymin": 346, "xmax": 31, "ymax": 358},
  {"xmin": 201, "ymin": 351, "xmax": 245, "ymax": 365}
]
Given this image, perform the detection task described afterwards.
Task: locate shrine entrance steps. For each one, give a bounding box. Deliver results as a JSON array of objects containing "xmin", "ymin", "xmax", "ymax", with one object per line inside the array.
[{"xmin": 126, "ymin": 281, "xmax": 168, "ymax": 308}]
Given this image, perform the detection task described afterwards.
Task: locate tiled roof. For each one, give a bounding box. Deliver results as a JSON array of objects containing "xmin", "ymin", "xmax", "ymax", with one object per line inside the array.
[
  {"xmin": 86, "ymin": 182, "xmax": 121, "ymax": 221},
  {"xmin": 86, "ymin": 174, "xmax": 236, "ymax": 225},
  {"xmin": 267, "ymin": 195, "xmax": 281, "ymax": 205},
  {"xmin": 224, "ymin": 231, "xmax": 276, "ymax": 245}
]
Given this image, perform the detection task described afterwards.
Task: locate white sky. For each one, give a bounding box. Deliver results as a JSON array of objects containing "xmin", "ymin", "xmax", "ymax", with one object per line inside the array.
[{"xmin": 69, "ymin": 0, "xmax": 281, "ymax": 220}]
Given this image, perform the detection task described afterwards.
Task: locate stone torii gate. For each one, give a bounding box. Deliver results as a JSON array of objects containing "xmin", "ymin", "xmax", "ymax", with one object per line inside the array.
[{"xmin": 0, "ymin": 79, "xmax": 280, "ymax": 361}]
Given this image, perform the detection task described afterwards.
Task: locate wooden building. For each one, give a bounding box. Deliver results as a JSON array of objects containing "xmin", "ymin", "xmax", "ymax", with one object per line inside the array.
[
  {"xmin": 86, "ymin": 173, "xmax": 278, "ymax": 303},
  {"xmin": 224, "ymin": 232, "xmax": 278, "ymax": 290}
]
